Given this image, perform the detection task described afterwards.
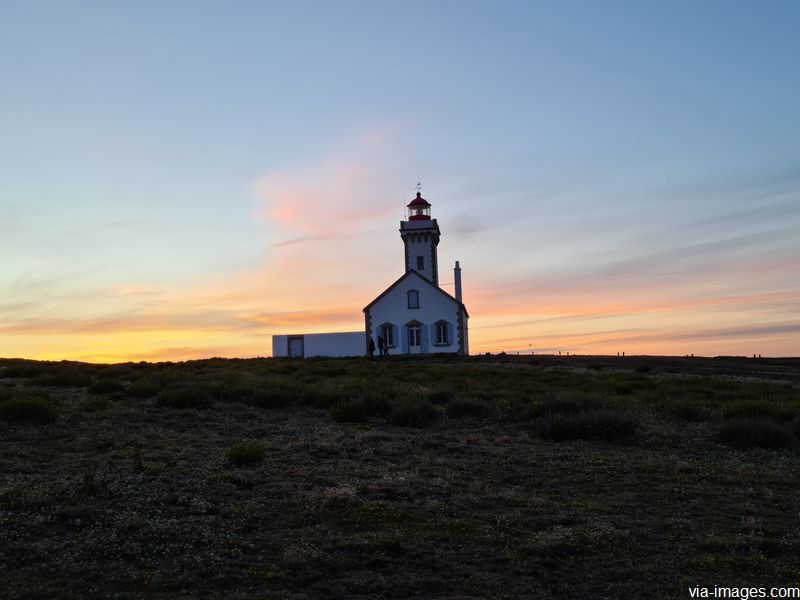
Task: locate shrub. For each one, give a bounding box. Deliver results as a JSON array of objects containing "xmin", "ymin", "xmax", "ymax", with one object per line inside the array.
[
  {"xmin": 95, "ymin": 364, "xmax": 136, "ymax": 380},
  {"xmin": 214, "ymin": 383, "xmax": 258, "ymax": 404},
  {"xmin": 528, "ymin": 396, "xmax": 604, "ymax": 419},
  {"xmin": 203, "ymin": 373, "xmax": 256, "ymax": 403},
  {"xmin": 33, "ymin": 369, "xmax": 92, "ymax": 388},
  {"xmin": 363, "ymin": 395, "xmax": 392, "ymax": 417},
  {"xmin": 0, "ymin": 394, "xmax": 59, "ymax": 424},
  {"xmin": 446, "ymin": 398, "xmax": 483, "ymax": 419},
  {"xmin": 249, "ymin": 387, "xmax": 292, "ymax": 408},
  {"xmin": 88, "ymin": 379, "xmax": 124, "ymax": 395},
  {"xmin": 82, "ymin": 397, "xmax": 109, "ymax": 412},
  {"xmin": 303, "ymin": 385, "xmax": 345, "ymax": 409},
  {"xmin": 723, "ymin": 400, "xmax": 797, "ymax": 423},
  {"xmin": 331, "ymin": 395, "xmax": 391, "ymax": 423},
  {"xmin": 155, "ymin": 386, "xmax": 213, "ymax": 409},
  {"xmin": 0, "ymin": 364, "xmax": 45, "ymax": 379},
  {"xmin": 331, "ymin": 398, "xmax": 368, "ymax": 423},
  {"xmin": 599, "ymin": 375, "xmax": 650, "ymax": 396},
  {"xmin": 226, "ymin": 443, "xmax": 266, "ymax": 467},
  {"xmin": 127, "ymin": 378, "xmax": 162, "ymax": 399},
  {"xmin": 388, "ymin": 397, "xmax": 438, "ymax": 428},
  {"xmin": 718, "ymin": 419, "xmax": 795, "ymax": 449},
  {"xmin": 375, "ymin": 538, "xmax": 407, "ymax": 557},
  {"xmin": 269, "ymin": 363, "xmax": 299, "ymax": 375},
  {"xmin": 662, "ymin": 399, "xmax": 712, "ymax": 422},
  {"xmin": 428, "ymin": 389, "xmax": 454, "ymax": 405},
  {"xmin": 308, "ymin": 364, "xmax": 346, "ymax": 378},
  {"xmin": 536, "ymin": 409, "xmax": 638, "ymax": 441}
]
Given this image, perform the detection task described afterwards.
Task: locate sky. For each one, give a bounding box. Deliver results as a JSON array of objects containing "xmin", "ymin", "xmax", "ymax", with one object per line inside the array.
[{"xmin": 1, "ymin": 1, "xmax": 799, "ymax": 362}]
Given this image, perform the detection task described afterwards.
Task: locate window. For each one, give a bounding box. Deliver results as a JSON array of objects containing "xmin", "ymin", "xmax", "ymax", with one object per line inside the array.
[
  {"xmin": 435, "ymin": 321, "xmax": 449, "ymax": 345},
  {"xmin": 407, "ymin": 289, "xmax": 419, "ymax": 308},
  {"xmin": 416, "ymin": 256, "xmax": 424, "ymax": 270},
  {"xmin": 408, "ymin": 324, "xmax": 421, "ymax": 347},
  {"xmin": 380, "ymin": 323, "xmax": 395, "ymax": 347}
]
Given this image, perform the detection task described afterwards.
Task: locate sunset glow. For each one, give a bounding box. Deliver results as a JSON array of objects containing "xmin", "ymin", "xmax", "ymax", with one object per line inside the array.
[{"xmin": 1, "ymin": 2, "xmax": 798, "ymax": 361}]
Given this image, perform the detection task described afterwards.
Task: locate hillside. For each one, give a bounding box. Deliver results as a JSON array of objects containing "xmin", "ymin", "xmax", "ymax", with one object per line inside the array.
[{"xmin": 1, "ymin": 355, "xmax": 799, "ymax": 599}]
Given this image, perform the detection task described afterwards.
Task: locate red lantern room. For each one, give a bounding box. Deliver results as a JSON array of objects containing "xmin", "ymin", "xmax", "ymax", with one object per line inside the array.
[{"xmin": 407, "ymin": 192, "xmax": 431, "ymax": 221}]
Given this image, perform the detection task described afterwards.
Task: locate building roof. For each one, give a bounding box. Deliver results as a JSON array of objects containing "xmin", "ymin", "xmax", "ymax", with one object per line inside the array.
[
  {"xmin": 407, "ymin": 192, "xmax": 431, "ymax": 208},
  {"xmin": 362, "ymin": 269, "xmax": 469, "ymax": 318}
]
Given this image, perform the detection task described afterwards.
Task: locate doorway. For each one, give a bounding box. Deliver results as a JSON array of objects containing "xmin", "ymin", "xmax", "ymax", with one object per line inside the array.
[
  {"xmin": 408, "ymin": 324, "xmax": 421, "ymax": 354},
  {"xmin": 287, "ymin": 336, "xmax": 304, "ymax": 358}
]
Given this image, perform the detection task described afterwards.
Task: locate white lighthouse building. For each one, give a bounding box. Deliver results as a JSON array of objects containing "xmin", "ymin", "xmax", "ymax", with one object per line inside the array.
[
  {"xmin": 272, "ymin": 189, "xmax": 469, "ymax": 357},
  {"xmin": 363, "ymin": 191, "xmax": 469, "ymax": 355}
]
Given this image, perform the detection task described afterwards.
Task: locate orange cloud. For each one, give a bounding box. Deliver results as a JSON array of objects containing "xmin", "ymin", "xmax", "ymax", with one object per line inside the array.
[{"xmin": 254, "ymin": 129, "xmax": 404, "ymax": 238}]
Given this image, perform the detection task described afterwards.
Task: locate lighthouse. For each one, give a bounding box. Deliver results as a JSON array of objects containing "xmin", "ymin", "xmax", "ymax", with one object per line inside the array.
[
  {"xmin": 273, "ymin": 187, "xmax": 469, "ymax": 357},
  {"xmin": 400, "ymin": 191, "xmax": 441, "ymax": 284},
  {"xmin": 364, "ymin": 188, "xmax": 469, "ymax": 355}
]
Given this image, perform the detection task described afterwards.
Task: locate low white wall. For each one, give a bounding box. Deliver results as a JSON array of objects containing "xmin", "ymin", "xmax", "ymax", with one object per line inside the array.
[
  {"xmin": 272, "ymin": 335, "xmax": 289, "ymax": 357},
  {"xmin": 272, "ymin": 332, "xmax": 365, "ymax": 358},
  {"xmin": 305, "ymin": 332, "xmax": 365, "ymax": 357}
]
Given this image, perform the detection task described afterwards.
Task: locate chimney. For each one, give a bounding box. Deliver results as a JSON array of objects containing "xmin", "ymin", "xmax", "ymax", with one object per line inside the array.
[{"xmin": 454, "ymin": 261, "xmax": 462, "ymax": 303}]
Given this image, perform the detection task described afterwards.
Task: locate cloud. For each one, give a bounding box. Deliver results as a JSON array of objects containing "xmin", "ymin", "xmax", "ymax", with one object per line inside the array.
[
  {"xmin": 471, "ymin": 318, "xmax": 800, "ymax": 357},
  {"xmin": 100, "ymin": 346, "xmax": 248, "ymax": 363},
  {"xmin": 652, "ymin": 164, "xmax": 800, "ymax": 208},
  {"xmin": 552, "ymin": 322, "xmax": 800, "ymax": 356},
  {"xmin": 626, "ymin": 322, "xmax": 800, "ymax": 343},
  {"xmin": 244, "ymin": 308, "xmax": 360, "ymax": 329},
  {"xmin": 255, "ymin": 128, "xmax": 406, "ymax": 238},
  {"xmin": 269, "ymin": 234, "xmax": 338, "ymax": 249},
  {"xmin": 470, "ymin": 225, "xmax": 797, "ymax": 314}
]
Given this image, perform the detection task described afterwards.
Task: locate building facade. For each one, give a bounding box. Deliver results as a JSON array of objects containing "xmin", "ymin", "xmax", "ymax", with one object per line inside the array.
[{"xmin": 272, "ymin": 190, "xmax": 469, "ymax": 357}]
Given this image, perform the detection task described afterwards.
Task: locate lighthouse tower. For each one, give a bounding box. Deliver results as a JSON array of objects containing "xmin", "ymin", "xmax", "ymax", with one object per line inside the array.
[{"xmin": 400, "ymin": 191, "xmax": 441, "ymax": 284}]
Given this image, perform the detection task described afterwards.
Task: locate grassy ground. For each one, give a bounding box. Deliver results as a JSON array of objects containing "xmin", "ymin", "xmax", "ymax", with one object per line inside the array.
[{"xmin": 1, "ymin": 355, "xmax": 799, "ymax": 599}]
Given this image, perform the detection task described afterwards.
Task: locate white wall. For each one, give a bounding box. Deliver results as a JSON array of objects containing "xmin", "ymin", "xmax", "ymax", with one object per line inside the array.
[
  {"xmin": 272, "ymin": 335, "xmax": 288, "ymax": 357},
  {"xmin": 271, "ymin": 332, "xmax": 365, "ymax": 358},
  {"xmin": 404, "ymin": 235, "xmax": 437, "ymax": 283},
  {"xmin": 306, "ymin": 332, "xmax": 365, "ymax": 357},
  {"xmin": 401, "ymin": 219, "xmax": 439, "ymax": 284},
  {"xmin": 367, "ymin": 271, "xmax": 463, "ymax": 355}
]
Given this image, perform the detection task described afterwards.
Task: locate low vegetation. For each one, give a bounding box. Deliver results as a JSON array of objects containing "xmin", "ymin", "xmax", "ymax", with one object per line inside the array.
[
  {"xmin": 225, "ymin": 442, "xmax": 267, "ymax": 467},
  {"xmin": 0, "ymin": 392, "xmax": 59, "ymax": 424},
  {"xmin": 0, "ymin": 354, "xmax": 799, "ymax": 598},
  {"xmin": 154, "ymin": 385, "xmax": 214, "ymax": 409},
  {"xmin": 722, "ymin": 398, "xmax": 797, "ymax": 423},
  {"xmin": 330, "ymin": 395, "xmax": 392, "ymax": 423},
  {"xmin": 718, "ymin": 418, "xmax": 796, "ymax": 449},
  {"xmin": 81, "ymin": 396, "xmax": 109, "ymax": 413},
  {"xmin": 387, "ymin": 396, "xmax": 438, "ymax": 427},
  {"xmin": 445, "ymin": 397, "xmax": 483, "ymax": 418},
  {"xmin": 535, "ymin": 408, "xmax": 639, "ymax": 441}
]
